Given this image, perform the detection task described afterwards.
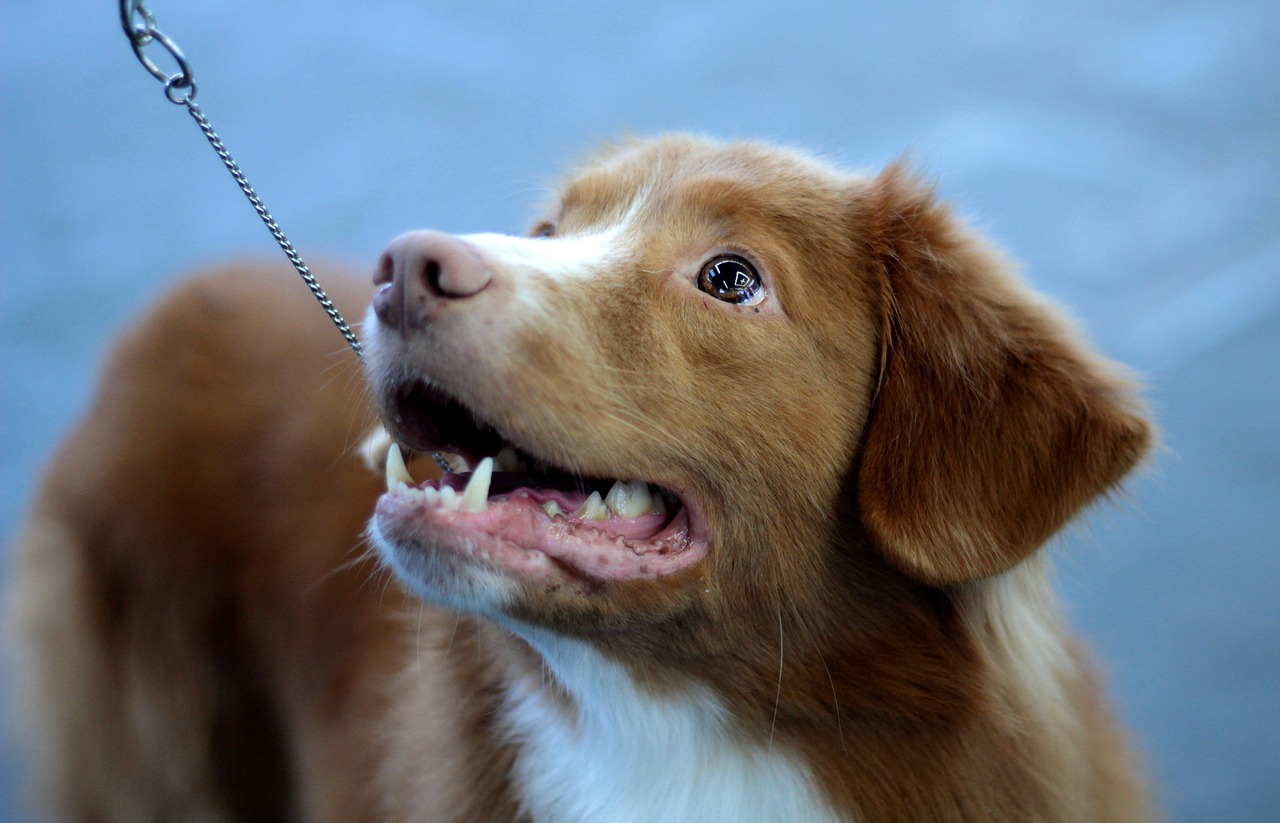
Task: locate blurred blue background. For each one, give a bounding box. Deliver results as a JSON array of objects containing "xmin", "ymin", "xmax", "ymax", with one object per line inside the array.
[{"xmin": 2, "ymin": 0, "xmax": 1277, "ymax": 820}]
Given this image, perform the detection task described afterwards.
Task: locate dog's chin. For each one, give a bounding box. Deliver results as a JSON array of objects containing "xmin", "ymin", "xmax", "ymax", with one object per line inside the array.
[{"xmin": 369, "ymin": 516, "xmax": 518, "ymax": 616}]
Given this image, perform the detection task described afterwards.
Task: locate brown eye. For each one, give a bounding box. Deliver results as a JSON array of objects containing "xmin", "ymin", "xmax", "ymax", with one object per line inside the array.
[
  {"xmin": 531, "ymin": 221, "xmax": 556, "ymax": 239},
  {"xmin": 698, "ymin": 256, "xmax": 764, "ymax": 305}
]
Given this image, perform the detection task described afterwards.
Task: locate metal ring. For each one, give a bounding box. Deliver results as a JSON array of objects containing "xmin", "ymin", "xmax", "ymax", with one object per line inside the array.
[
  {"xmin": 129, "ymin": 25, "xmax": 194, "ymax": 90},
  {"xmin": 119, "ymin": 0, "xmax": 155, "ymax": 45},
  {"xmin": 164, "ymin": 76, "xmax": 198, "ymax": 104}
]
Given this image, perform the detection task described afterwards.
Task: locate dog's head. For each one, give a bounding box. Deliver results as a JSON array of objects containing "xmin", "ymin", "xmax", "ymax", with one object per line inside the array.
[{"xmin": 364, "ymin": 136, "xmax": 1150, "ymax": 675}]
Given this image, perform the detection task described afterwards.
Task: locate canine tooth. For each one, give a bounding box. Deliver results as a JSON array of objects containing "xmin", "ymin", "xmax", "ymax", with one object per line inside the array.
[
  {"xmin": 575, "ymin": 490, "xmax": 609, "ymax": 521},
  {"xmin": 438, "ymin": 486, "xmax": 460, "ymax": 511},
  {"xmin": 541, "ymin": 500, "xmax": 565, "ymax": 518},
  {"xmin": 461, "ymin": 457, "xmax": 493, "ymax": 513},
  {"xmin": 386, "ymin": 443, "xmax": 414, "ymax": 491}
]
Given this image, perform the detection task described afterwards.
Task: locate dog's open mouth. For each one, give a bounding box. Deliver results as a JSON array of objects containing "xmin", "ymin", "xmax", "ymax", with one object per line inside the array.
[{"xmin": 373, "ymin": 382, "xmax": 708, "ymax": 583}]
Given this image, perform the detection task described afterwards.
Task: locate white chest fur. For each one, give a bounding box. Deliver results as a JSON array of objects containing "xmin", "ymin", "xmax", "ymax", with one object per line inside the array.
[{"xmin": 498, "ymin": 628, "xmax": 846, "ymax": 823}]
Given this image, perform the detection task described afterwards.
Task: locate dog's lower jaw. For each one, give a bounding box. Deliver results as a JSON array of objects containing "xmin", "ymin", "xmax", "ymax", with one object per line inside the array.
[
  {"xmin": 369, "ymin": 518, "xmax": 517, "ymax": 617},
  {"xmin": 372, "ymin": 512, "xmax": 847, "ymax": 822},
  {"xmin": 497, "ymin": 628, "xmax": 847, "ymax": 823}
]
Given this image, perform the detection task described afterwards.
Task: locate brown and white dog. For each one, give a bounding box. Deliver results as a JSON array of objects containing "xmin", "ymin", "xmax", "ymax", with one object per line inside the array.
[{"xmin": 9, "ymin": 136, "xmax": 1158, "ymax": 822}]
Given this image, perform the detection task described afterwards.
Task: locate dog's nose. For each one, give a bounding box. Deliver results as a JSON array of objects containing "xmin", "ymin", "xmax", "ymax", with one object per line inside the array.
[{"xmin": 373, "ymin": 231, "xmax": 493, "ymax": 332}]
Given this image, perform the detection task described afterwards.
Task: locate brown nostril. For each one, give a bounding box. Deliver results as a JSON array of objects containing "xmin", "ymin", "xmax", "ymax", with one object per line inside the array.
[
  {"xmin": 423, "ymin": 259, "xmax": 443, "ymax": 296},
  {"xmin": 420, "ymin": 239, "xmax": 491, "ymax": 299}
]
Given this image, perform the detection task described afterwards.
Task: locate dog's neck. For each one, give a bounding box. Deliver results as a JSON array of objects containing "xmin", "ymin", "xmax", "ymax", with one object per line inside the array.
[{"xmin": 493, "ymin": 624, "xmax": 845, "ymax": 823}]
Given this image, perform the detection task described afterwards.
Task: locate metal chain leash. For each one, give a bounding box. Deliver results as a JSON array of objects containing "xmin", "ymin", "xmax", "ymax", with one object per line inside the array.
[
  {"xmin": 119, "ymin": 0, "xmax": 365, "ymax": 363},
  {"xmin": 119, "ymin": 1, "xmax": 464, "ymax": 474}
]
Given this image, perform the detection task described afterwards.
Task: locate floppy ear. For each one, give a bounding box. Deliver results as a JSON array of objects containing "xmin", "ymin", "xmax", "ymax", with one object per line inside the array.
[{"xmin": 855, "ymin": 166, "xmax": 1153, "ymax": 586}]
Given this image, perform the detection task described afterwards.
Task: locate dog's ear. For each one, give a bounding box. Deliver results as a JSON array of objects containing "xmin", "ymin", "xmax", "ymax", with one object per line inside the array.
[{"xmin": 854, "ymin": 165, "xmax": 1152, "ymax": 586}]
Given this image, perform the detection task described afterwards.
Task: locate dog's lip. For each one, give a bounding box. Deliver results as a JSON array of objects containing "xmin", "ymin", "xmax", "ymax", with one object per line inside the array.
[
  {"xmin": 374, "ymin": 378, "xmax": 713, "ymax": 583},
  {"xmin": 374, "ymin": 476, "xmax": 709, "ymax": 584}
]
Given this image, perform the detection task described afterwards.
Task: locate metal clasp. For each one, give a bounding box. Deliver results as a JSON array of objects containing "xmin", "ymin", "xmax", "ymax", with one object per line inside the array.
[{"xmin": 120, "ymin": 0, "xmax": 197, "ymax": 104}]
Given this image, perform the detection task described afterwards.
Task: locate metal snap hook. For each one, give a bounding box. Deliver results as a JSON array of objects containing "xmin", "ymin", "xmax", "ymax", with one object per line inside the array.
[{"xmin": 122, "ymin": 1, "xmax": 197, "ymax": 104}]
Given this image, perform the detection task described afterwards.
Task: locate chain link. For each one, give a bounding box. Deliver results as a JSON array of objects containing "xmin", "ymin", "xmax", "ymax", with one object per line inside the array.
[
  {"xmin": 181, "ymin": 103, "xmax": 366, "ymax": 359},
  {"xmin": 119, "ymin": 0, "xmax": 365, "ymax": 363}
]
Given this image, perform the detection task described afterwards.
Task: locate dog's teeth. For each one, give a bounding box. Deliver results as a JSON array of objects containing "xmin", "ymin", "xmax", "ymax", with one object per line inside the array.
[
  {"xmin": 574, "ymin": 491, "xmax": 609, "ymax": 521},
  {"xmin": 541, "ymin": 500, "xmax": 565, "ymax": 518},
  {"xmin": 438, "ymin": 486, "xmax": 460, "ymax": 511},
  {"xmin": 604, "ymin": 479, "xmax": 653, "ymax": 518},
  {"xmin": 461, "ymin": 458, "xmax": 493, "ymax": 513},
  {"xmin": 422, "ymin": 487, "xmax": 440, "ymax": 506},
  {"xmin": 631, "ymin": 480, "xmax": 657, "ymax": 515},
  {"xmin": 604, "ymin": 480, "xmax": 631, "ymax": 517},
  {"xmin": 494, "ymin": 446, "xmax": 528, "ymax": 473},
  {"xmin": 386, "ymin": 443, "xmax": 415, "ymax": 491}
]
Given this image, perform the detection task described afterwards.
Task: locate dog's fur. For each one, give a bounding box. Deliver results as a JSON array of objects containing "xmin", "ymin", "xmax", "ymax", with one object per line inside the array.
[{"xmin": 9, "ymin": 136, "xmax": 1157, "ymax": 821}]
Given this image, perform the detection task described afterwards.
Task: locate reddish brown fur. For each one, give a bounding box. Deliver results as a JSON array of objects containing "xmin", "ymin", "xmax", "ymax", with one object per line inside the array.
[
  {"xmin": 8, "ymin": 264, "xmax": 404, "ymax": 820},
  {"xmin": 9, "ymin": 137, "xmax": 1157, "ymax": 821},
  {"xmin": 856, "ymin": 166, "xmax": 1151, "ymax": 585}
]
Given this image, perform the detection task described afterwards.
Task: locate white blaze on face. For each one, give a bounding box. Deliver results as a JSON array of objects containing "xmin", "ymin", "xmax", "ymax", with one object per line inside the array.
[
  {"xmin": 462, "ymin": 230, "xmax": 626, "ymax": 283},
  {"xmin": 461, "ymin": 187, "xmax": 650, "ymax": 295},
  {"xmin": 458, "ymin": 230, "xmax": 630, "ymax": 318}
]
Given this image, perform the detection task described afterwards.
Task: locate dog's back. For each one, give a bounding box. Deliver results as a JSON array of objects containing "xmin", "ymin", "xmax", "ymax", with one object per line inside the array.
[{"xmin": 8, "ymin": 263, "xmax": 412, "ymax": 820}]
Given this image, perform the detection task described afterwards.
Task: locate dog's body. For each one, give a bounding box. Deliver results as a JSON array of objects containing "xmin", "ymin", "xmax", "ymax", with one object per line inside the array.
[{"xmin": 10, "ymin": 137, "xmax": 1157, "ymax": 822}]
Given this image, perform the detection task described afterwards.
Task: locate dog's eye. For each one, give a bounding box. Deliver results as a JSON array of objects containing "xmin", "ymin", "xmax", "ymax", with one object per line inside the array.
[
  {"xmin": 531, "ymin": 221, "xmax": 556, "ymax": 239},
  {"xmin": 698, "ymin": 256, "xmax": 764, "ymax": 305}
]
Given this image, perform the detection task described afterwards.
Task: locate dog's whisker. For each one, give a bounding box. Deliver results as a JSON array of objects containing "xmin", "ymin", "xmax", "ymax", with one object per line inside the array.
[
  {"xmin": 443, "ymin": 615, "xmax": 462, "ymax": 662},
  {"xmin": 793, "ymin": 607, "xmax": 848, "ymax": 756},
  {"xmin": 306, "ymin": 539, "xmax": 380, "ymax": 594},
  {"xmin": 416, "ymin": 604, "xmax": 426, "ymax": 667},
  {"xmin": 769, "ymin": 599, "xmax": 785, "ymax": 752}
]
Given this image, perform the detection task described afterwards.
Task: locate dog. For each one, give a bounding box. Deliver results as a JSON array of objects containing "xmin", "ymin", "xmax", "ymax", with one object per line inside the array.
[{"xmin": 9, "ymin": 136, "xmax": 1158, "ymax": 821}]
